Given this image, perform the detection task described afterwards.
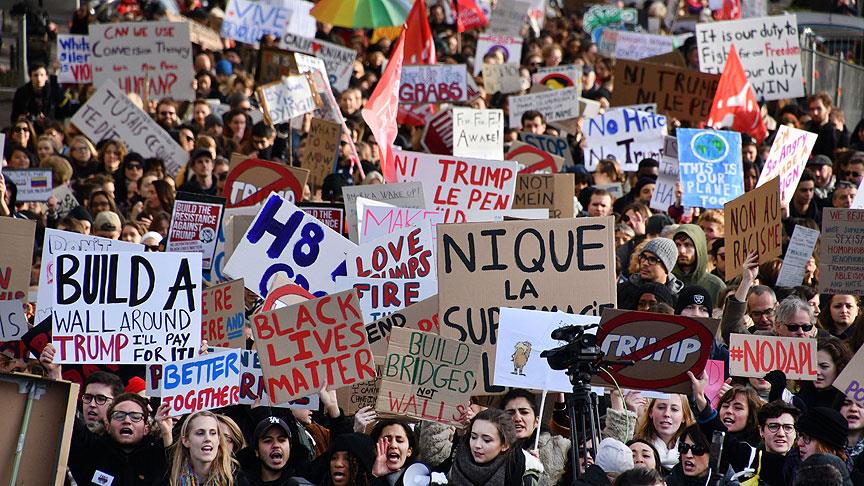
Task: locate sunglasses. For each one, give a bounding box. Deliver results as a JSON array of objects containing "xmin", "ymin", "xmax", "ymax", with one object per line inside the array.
[
  {"xmin": 784, "ymin": 323, "xmax": 813, "ymax": 332},
  {"xmin": 678, "ymin": 443, "xmax": 707, "ymax": 456}
]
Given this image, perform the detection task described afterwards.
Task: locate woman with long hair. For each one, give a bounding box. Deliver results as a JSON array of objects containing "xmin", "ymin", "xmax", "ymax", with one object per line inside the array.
[
  {"xmin": 319, "ymin": 433, "xmax": 375, "ymax": 486},
  {"xmin": 7, "ymin": 116, "xmax": 37, "ymax": 152},
  {"xmin": 369, "ymin": 419, "xmax": 417, "ymax": 484},
  {"xmin": 819, "ymin": 294, "xmax": 860, "ymax": 340},
  {"xmin": 500, "ymin": 388, "xmax": 570, "ymax": 485},
  {"xmin": 68, "ymin": 135, "xmax": 100, "ymax": 181},
  {"xmin": 796, "ymin": 336, "xmax": 852, "ymax": 409},
  {"xmin": 166, "ymin": 411, "xmax": 245, "ymax": 486},
  {"xmin": 633, "ymin": 395, "xmax": 695, "ymax": 472},
  {"xmin": 664, "ymin": 424, "xmax": 721, "ymax": 486},
  {"xmin": 99, "ymin": 140, "xmax": 128, "ymax": 177}
]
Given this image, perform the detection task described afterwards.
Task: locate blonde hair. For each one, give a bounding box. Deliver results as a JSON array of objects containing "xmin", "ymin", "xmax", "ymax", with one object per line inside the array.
[
  {"xmin": 634, "ymin": 394, "xmax": 695, "ymax": 449},
  {"xmin": 169, "ymin": 411, "xmax": 236, "ymax": 486},
  {"xmin": 70, "ymin": 135, "xmax": 98, "ymax": 160},
  {"xmin": 698, "ymin": 209, "xmax": 725, "ymax": 230},
  {"xmin": 195, "ymin": 135, "xmax": 218, "ymax": 159},
  {"xmin": 216, "ymin": 414, "xmax": 246, "ymax": 454}
]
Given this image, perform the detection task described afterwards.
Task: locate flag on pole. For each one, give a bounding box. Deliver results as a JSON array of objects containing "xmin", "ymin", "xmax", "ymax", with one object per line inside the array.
[
  {"xmin": 706, "ymin": 45, "xmax": 767, "ymax": 144},
  {"xmin": 362, "ymin": 31, "xmax": 406, "ymax": 182}
]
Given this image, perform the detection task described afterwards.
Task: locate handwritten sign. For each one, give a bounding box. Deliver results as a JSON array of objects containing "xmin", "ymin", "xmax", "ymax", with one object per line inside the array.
[
  {"xmin": 167, "ymin": 192, "xmax": 225, "ymax": 271},
  {"xmin": 518, "ymin": 132, "xmax": 574, "ymax": 166},
  {"xmin": 51, "ymin": 251, "xmax": 202, "ymax": 364},
  {"xmin": 678, "ymin": 128, "xmax": 743, "ymax": 208},
  {"xmin": 697, "ymin": 15, "xmax": 804, "ymax": 100},
  {"xmin": 345, "ymin": 224, "xmax": 436, "ymax": 279},
  {"xmin": 0, "ymin": 300, "xmax": 27, "ymax": 341},
  {"xmin": 238, "ymin": 350, "xmax": 319, "ymax": 407},
  {"xmin": 376, "ymin": 328, "xmax": 479, "ymax": 426},
  {"xmin": 583, "ymin": 108, "xmax": 666, "ymax": 171},
  {"xmin": 53, "ymin": 185, "xmax": 79, "ymax": 218},
  {"xmin": 818, "ymin": 208, "xmax": 864, "ymax": 294},
  {"xmin": 3, "ymin": 169, "xmax": 52, "ymax": 202},
  {"xmin": 365, "ymin": 295, "xmax": 439, "ymax": 361},
  {"xmin": 280, "ymin": 33, "xmax": 356, "ymax": 92},
  {"xmin": 488, "ymin": 0, "xmax": 529, "ymax": 35},
  {"xmin": 756, "ymin": 125, "xmax": 817, "ymax": 205},
  {"xmin": 724, "ymin": 177, "xmax": 781, "ymax": 279},
  {"xmin": 776, "ymin": 225, "xmax": 820, "ymax": 288},
  {"xmin": 299, "ymin": 118, "xmax": 340, "ymax": 190},
  {"xmin": 222, "ymin": 0, "xmax": 292, "ymax": 47},
  {"xmin": 399, "ymin": 65, "xmax": 467, "ymax": 104},
  {"xmin": 532, "ymin": 65, "xmax": 582, "ymax": 91},
  {"xmin": 342, "ymin": 183, "xmax": 425, "ymax": 244},
  {"xmin": 337, "ymin": 373, "xmax": 382, "ymax": 415},
  {"xmin": 513, "ymin": 173, "xmax": 575, "ymax": 218},
  {"xmin": 335, "ymin": 277, "xmax": 438, "ymax": 323},
  {"xmin": 728, "ymin": 334, "xmax": 817, "ymax": 380},
  {"xmin": 475, "ymin": 35, "xmax": 523, "ymax": 75},
  {"xmin": 57, "ymin": 35, "xmax": 91, "ymax": 83},
  {"xmin": 360, "ymin": 206, "xmax": 444, "ymax": 243},
  {"xmin": 833, "ymin": 345, "xmax": 864, "ymax": 408},
  {"xmin": 452, "ymin": 107, "xmax": 504, "ymax": 160},
  {"xmin": 482, "ymin": 63, "xmax": 523, "ymax": 94},
  {"xmin": 599, "ymin": 29, "xmax": 674, "ymax": 60},
  {"xmin": 159, "ymin": 350, "xmax": 242, "ymax": 416},
  {"xmin": 508, "ymin": 87, "xmax": 581, "ymax": 129},
  {"xmin": 650, "ymin": 136, "xmax": 679, "ymax": 211},
  {"xmin": 258, "ymin": 75, "xmax": 319, "ymax": 125},
  {"xmin": 252, "ymin": 289, "xmax": 376, "ymax": 403},
  {"xmin": 201, "ymin": 279, "xmax": 246, "ymax": 349}
]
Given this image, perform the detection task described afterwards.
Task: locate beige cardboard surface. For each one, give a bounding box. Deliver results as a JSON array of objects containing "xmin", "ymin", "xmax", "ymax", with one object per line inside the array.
[
  {"xmin": 201, "ymin": 278, "xmax": 247, "ymax": 349},
  {"xmin": 0, "ymin": 218, "xmax": 36, "ymax": 304},
  {"xmin": 300, "ymin": 118, "xmax": 341, "ymax": 190},
  {"xmin": 513, "ymin": 173, "xmax": 575, "ymax": 218},
  {"xmin": 724, "ymin": 176, "xmax": 782, "ymax": 279},
  {"xmin": 366, "ymin": 295, "xmax": 439, "ymax": 360}
]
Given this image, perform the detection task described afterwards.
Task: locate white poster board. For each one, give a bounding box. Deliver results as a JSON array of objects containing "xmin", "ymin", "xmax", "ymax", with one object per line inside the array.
[
  {"xmin": 452, "ymin": 107, "xmax": 504, "ymax": 160},
  {"xmin": 584, "ymin": 108, "xmax": 667, "ymax": 171}
]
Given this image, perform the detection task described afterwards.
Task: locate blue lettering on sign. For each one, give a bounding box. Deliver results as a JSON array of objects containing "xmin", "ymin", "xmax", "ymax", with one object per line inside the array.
[
  {"xmin": 222, "ymin": 0, "xmax": 291, "ymax": 45},
  {"xmin": 162, "ymin": 352, "xmax": 240, "ymax": 389}
]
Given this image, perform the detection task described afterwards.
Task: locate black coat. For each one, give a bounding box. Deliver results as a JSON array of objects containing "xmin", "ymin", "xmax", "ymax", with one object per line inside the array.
[
  {"xmin": 68, "ymin": 418, "xmax": 168, "ymax": 486},
  {"xmin": 11, "ymin": 75, "xmax": 65, "ymax": 125}
]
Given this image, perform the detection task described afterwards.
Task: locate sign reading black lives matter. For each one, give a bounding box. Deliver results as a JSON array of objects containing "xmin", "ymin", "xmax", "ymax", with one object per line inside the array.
[{"xmin": 51, "ymin": 251, "xmax": 202, "ymax": 364}]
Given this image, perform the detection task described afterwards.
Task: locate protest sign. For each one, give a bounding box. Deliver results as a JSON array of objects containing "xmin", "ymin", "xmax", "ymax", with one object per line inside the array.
[
  {"xmin": 506, "ymin": 141, "xmax": 565, "ymax": 174},
  {"xmin": 583, "ymin": 4, "xmax": 638, "ymax": 33},
  {"xmin": 365, "ymin": 295, "xmax": 439, "ymax": 361},
  {"xmin": 697, "ymin": 15, "xmax": 804, "ymax": 100},
  {"xmin": 224, "ymin": 155, "xmax": 309, "ymax": 207},
  {"xmin": 280, "ymin": 33, "xmax": 356, "ymax": 91},
  {"xmin": 583, "ymin": 108, "xmax": 666, "ymax": 171},
  {"xmin": 159, "ymin": 349, "xmax": 242, "ymax": 416},
  {"xmin": 72, "ymin": 82, "xmax": 188, "ymax": 176},
  {"xmin": 166, "ymin": 192, "xmax": 225, "ymax": 270},
  {"xmin": 0, "ymin": 300, "xmax": 27, "ymax": 342},
  {"xmin": 53, "ymin": 185, "xmax": 79, "ymax": 219},
  {"xmin": 377, "ymin": 328, "xmax": 480, "ymax": 426},
  {"xmin": 531, "ymin": 65, "xmax": 582, "ymax": 91},
  {"xmin": 704, "ymin": 359, "xmax": 727, "ymax": 405},
  {"xmin": 345, "ymin": 224, "xmax": 436, "ymax": 279},
  {"xmin": 776, "ymin": 225, "xmax": 820, "ymax": 288},
  {"xmin": 619, "ymin": 103, "xmax": 658, "ymax": 114},
  {"xmin": 166, "ymin": 12, "xmax": 223, "ymax": 51},
  {"xmin": 256, "ymin": 46, "xmax": 298, "ymax": 84},
  {"xmin": 0, "ymin": 219, "xmax": 35, "ymax": 304},
  {"xmin": 221, "ymin": 0, "xmax": 294, "ymax": 47},
  {"xmin": 594, "ymin": 309, "xmax": 719, "ymax": 394},
  {"xmin": 342, "ymin": 183, "xmax": 425, "ymax": 243},
  {"xmin": 252, "ymin": 289, "xmax": 376, "ymax": 403},
  {"xmin": 494, "ymin": 307, "xmax": 600, "ymax": 392},
  {"xmin": 475, "ymin": 35, "xmax": 523, "ymax": 75},
  {"xmin": 57, "ymin": 35, "xmax": 91, "ymax": 83},
  {"xmin": 337, "ymin": 373, "xmax": 382, "ymax": 415},
  {"xmin": 299, "ymin": 202, "xmax": 345, "ymax": 235},
  {"xmin": 834, "ymin": 346, "xmax": 864, "ymax": 408},
  {"xmin": 489, "ymin": 0, "xmax": 529, "ymax": 35},
  {"xmin": 818, "ymin": 208, "xmax": 864, "ymax": 294},
  {"xmin": 612, "ymin": 60, "xmax": 719, "ymax": 125},
  {"xmin": 3, "ymin": 169, "xmax": 52, "ymax": 202},
  {"xmin": 237, "ymin": 350, "xmax": 319, "ymax": 407},
  {"xmin": 513, "ymin": 174, "xmax": 575, "ymax": 218},
  {"xmin": 300, "ymin": 118, "xmax": 341, "ymax": 189},
  {"xmin": 335, "ymin": 277, "xmax": 438, "ymax": 323},
  {"xmin": 508, "ymin": 87, "xmax": 581, "ymax": 129},
  {"xmin": 452, "ymin": 107, "xmax": 504, "ymax": 160},
  {"xmin": 678, "ymin": 128, "xmax": 744, "ymax": 208},
  {"xmin": 598, "ymin": 29, "xmax": 674, "ymax": 60},
  {"xmin": 519, "ymin": 132, "xmax": 574, "ymax": 166},
  {"xmin": 393, "ymin": 149, "xmax": 519, "ymax": 223},
  {"xmin": 650, "ymin": 136, "xmax": 679, "ymax": 211},
  {"xmin": 481, "ymin": 64, "xmax": 523, "ymax": 94},
  {"xmin": 258, "ymin": 74, "xmax": 320, "ymax": 125},
  {"xmin": 36, "ymin": 229, "xmax": 142, "ymax": 322},
  {"xmin": 361, "ymin": 206, "xmax": 444, "ymax": 243},
  {"xmin": 421, "ymin": 107, "xmax": 454, "ymax": 155},
  {"xmin": 201, "ymin": 279, "xmax": 246, "ymax": 349},
  {"xmin": 203, "ymin": 206, "xmax": 260, "ymax": 286},
  {"xmin": 756, "ymin": 125, "xmax": 818, "ymax": 205},
  {"xmin": 51, "ymin": 251, "xmax": 202, "ymax": 364},
  {"xmin": 438, "ymin": 217, "xmax": 616, "ymax": 393},
  {"xmin": 724, "ymin": 177, "xmax": 781, "ymax": 279},
  {"xmin": 399, "ymin": 65, "xmax": 467, "ymax": 104},
  {"xmin": 728, "ymin": 334, "xmax": 817, "ymax": 380},
  {"xmin": 90, "ymin": 22, "xmax": 193, "ymax": 100},
  {"xmin": 224, "ymin": 193, "xmax": 355, "ymax": 298}
]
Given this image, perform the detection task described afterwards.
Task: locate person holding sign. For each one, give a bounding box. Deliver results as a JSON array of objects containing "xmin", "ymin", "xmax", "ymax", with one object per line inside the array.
[
  {"xmin": 166, "ymin": 411, "xmax": 248, "ymax": 486},
  {"xmin": 500, "ymin": 389, "xmax": 570, "ymax": 486}
]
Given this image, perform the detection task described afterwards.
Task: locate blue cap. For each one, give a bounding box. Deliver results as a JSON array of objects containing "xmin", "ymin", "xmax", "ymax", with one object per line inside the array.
[{"xmin": 216, "ymin": 59, "xmax": 233, "ymax": 76}]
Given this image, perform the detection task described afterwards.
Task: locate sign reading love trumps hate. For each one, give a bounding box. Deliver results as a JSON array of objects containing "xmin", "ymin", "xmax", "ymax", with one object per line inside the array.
[
  {"xmin": 345, "ymin": 224, "xmax": 436, "ymax": 280},
  {"xmin": 51, "ymin": 251, "xmax": 202, "ymax": 364},
  {"xmin": 159, "ymin": 349, "xmax": 242, "ymax": 416},
  {"xmin": 252, "ymin": 289, "xmax": 376, "ymax": 404}
]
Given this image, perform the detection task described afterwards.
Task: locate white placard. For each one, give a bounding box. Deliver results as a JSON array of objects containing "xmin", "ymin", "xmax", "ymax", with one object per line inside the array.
[
  {"xmin": 584, "ymin": 108, "xmax": 667, "ymax": 171},
  {"xmin": 159, "ymin": 349, "xmax": 242, "ymax": 416},
  {"xmin": 360, "ymin": 206, "xmax": 445, "ymax": 243},
  {"xmin": 345, "ymin": 222, "xmax": 436, "ymax": 280},
  {"xmin": 399, "ymin": 64, "xmax": 467, "ymax": 104},
  {"xmin": 488, "ymin": 0, "xmax": 529, "ymax": 35},
  {"xmin": 599, "ymin": 29, "xmax": 675, "ymax": 60},
  {"xmin": 57, "ymin": 34, "xmax": 91, "ymax": 83},
  {"xmin": 0, "ymin": 300, "xmax": 27, "ymax": 342},
  {"xmin": 756, "ymin": 125, "xmax": 818, "ymax": 205},
  {"xmin": 280, "ymin": 34, "xmax": 357, "ymax": 92},
  {"xmin": 776, "ymin": 225, "xmax": 820, "ymax": 288},
  {"xmin": 334, "ymin": 277, "xmax": 439, "ymax": 323},
  {"xmin": 221, "ymin": 0, "xmax": 295, "ymax": 47},
  {"xmin": 3, "ymin": 169, "xmax": 52, "ymax": 202},
  {"xmin": 651, "ymin": 136, "xmax": 680, "ymax": 211},
  {"xmin": 260, "ymin": 75, "xmax": 318, "ymax": 124},
  {"xmin": 475, "ymin": 34, "xmax": 523, "ymax": 75},
  {"xmin": 452, "ymin": 107, "xmax": 504, "ymax": 160},
  {"xmin": 508, "ymin": 87, "xmax": 581, "ymax": 128},
  {"xmin": 482, "ymin": 63, "xmax": 523, "ymax": 94}
]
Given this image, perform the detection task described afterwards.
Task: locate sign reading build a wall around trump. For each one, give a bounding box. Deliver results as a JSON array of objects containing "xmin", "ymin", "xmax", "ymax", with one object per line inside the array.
[{"xmin": 437, "ymin": 217, "xmax": 616, "ymax": 393}]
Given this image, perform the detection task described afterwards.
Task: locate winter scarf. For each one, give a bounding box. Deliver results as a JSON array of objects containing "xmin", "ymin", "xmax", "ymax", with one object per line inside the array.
[
  {"xmin": 449, "ymin": 449, "xmax": 509, "ymax": 486},
  {"xmin": 177, "ymin": 461, "xmax": 221, "ymax": 486}
]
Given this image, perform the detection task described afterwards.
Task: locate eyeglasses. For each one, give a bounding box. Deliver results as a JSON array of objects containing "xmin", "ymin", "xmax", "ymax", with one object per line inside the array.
[
  {"xmin": 110, "ymin": 410, "xmax": 145, "ymax": 423},
  {"xmin": 798, "ymin": 433, "xmax": 812, "ymax": 445},
  {"xmin": 678, "ymin": 443, "xmax": 708, "ymax": 456},
  {"xmin": 765, "ymin": 423, "xmax": 796, "ymax": 434},
  {"xmin": 639, "ymin": 254, "xmax": 662, "ymax": 266},
  {"xmin": 784, "ymin": 323, "xmax": 814, "ymax": 332},
  {"xmin": 749, "ymin": 308, "xmax": 775, "ymax": 319},
  {"xmin": 81, "ymin": 393, "xmax": 113, "ymax": 405}
]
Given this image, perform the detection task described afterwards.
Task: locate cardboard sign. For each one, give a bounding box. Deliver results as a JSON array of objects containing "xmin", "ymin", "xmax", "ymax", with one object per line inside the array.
[
  {"xmin": 224, "ymin": 193, "xmax": 355, "ymax": 298},
  {"xmin": 251, "ymin": 289, "xmax": 376, "ymax": 403},
  {"xmin": 224, "ymin": 155, "xmax": 309, "ymax": 208},
  {"xmin": 399, "ymin": 65, "xmax": 467, "ymax": 104},
  {"xmin": 506, "ymin": 141, "xmax": 565, "ymax": 174},
  {"xmin": 258, "ymin": 75, "xmax": 319, "ymax": 125},
  {"xmin": 221, "ymin": 0, "xmax": 294, "ymax": 47},
  {"xmin": 201, "ymin": 279, "xmax": 246, "ymax": 349},
  {"xmin": 508, "ymin": 87, "xmax": 581, "ymax": 128},
  {"xmin": 51, "ymin": 251, "xmax": 202, "ymax": 364},
  {"xmin": 365, "ymin": 295, "xmax": 439, "ymax": 361},
  {"xmin": 833, "ymin": 346, "xmax": 864, "ymax": 408},
  {"xmin": 475, "ymin": 35, "xmax": 523, "ymax": 75},
  {"xmin": 818, "ymin": 208, "xmax": 864, "ymax": 294},
  {"xmin": 437, "ymin": 217, "xmax": 616, "ymax": 393},
  {"xmin": 704, "ymin": 359, "xmax": 727, "ymax": 405},
  {"xmin": 299, "ymin": 202, "xmax": 345, "ymax": 235},
  {"xmin": 513, "ymin": 174, "xmax": 575, "ymax": 218},
  {"xmin": 595, "ymin": 310, "xmax": 720, "ymax": 394},
  {"xmin": 335, "ymin": 277, "xmax": 438, "ymax": 323},
  {"xmin": 256, "ymin": 46, "xmax": 299, "ymax": 85},
  {"xmin": 583, "ymin": 108, "xmax": 666, "ymax": 171},
  {"xmin": 583, "ymin": 4, "xmax": 638, "ymax": 33},
  {"xmin": 238, "ymin": 350, "xmax": 319, "ymax": 407},
  {"xmin": 452, "ymin": 107, "xmax": 504, "ymax": 160},
  {"xmin": 300, "ymin": 118, "xmax": 340, "ymax": 190},
  {"xmin": 337, "ymin": 373, "xmax": 382, "ymax": 415},
  {"xmin": 345, "ymin": 224, "xmax": 436, "ymax": 279},
  {"xmin": 488, "ymin": 0, "xmax": 529, "ymax": 35},
  {"xmin": 360, "ymin": 206, "xmax": 444, "ymax": 243},
  {"xmin": 57, "ymin": 35, "xmax": 91, "ymax": 83},
  {"xmin": 90, "ymin": 22, "xmax": 194, "ymax": 100},
  {"xmin": 612, "ymin": 60, "xmax": 719, "ymax": 125},
  {"xmin": 776, "ymin": 225, "xmax": 820, "ymax": 288},
  {"xmin": 532, "ymin": 65, "xmax": 582, "ymax": 91},
  {"xmin": 36, "ymin": 229, "xmax": 142, "ymax": 322},
  {"xmin": 280, "ymin": 33, "xmax": 356, "ymax": 92},
  {"xmin": 650, "ymin": 136, "xmax": 679, "ymax": 211},
  {"xmin": 756, "ymin": 125, "xmax": 818, "ymax": 205},
  {"xmin": 203, "ymin": 206, "xmax": 260, "ymax": 286},
  {"xmin": 166, "ymin": 192, "xmax": 225, "ymax": 270},
  {"xmin": 71, "ymin": 82, "xmax": 188, "ymax": 176},
  {"xmin": 166, "ymin": 12, "xmax": 223, "ymax": 51},
  {"xmin": 376, "ymin": 328, "xmax": 480, "ymax": 426},
  {"xmin": 678, "ymin": 128, "xmax": 744, "ymax": 209},
  {"xmin": 0, "ymin": 300, "xmax": 27, "ymax": 342},
  {"xmin": 53, "ymin": 185, "xmax": 80, "ymax": 218},
  {"xmin": 342, "ymin": 183, "xmax": 425, "ymax": 244},
  {"xmin": 0, "ymin": 219, "xmax": 35, "ymax": 303},
  {"xmin": 482, "ymin": 63, "xmax": 523, "ymax": 94},
  {"xmin": 724, "ymin": 177, "xmax": 781, "ymax": 279},
  {"xmin": 599, "ymin": 29, "xmax": 674, "ymax": 60},
  {"xmin": 393, "ymin": 149, "xmax": 519, "ymax": 223},
  {"xmin": 159, "ymin": 349, "xmax": 242, "ymax": 416},
  {"xmin": 728, "ymin": 334, "xmax": 817, "ymax": 380},
  {"xmin": 697, "ymin": 15, "xmax": 804, "ymax": 100},
  {"xmin": 519, "ymin": 132, "xmax": 574, "ymax": 166},
  {"xmin": 3, "ymin": 169, "xmax": 52, "ymax": 202}
]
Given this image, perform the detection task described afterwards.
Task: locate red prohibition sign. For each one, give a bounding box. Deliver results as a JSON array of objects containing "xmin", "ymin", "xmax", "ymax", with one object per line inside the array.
[
  {"xmin": 223, "ymin": 158, "xmax": 303, "ymax": 208},
  {"xmin": 595, "ymin": 311, "xmax": 715, "ymax": 390}
]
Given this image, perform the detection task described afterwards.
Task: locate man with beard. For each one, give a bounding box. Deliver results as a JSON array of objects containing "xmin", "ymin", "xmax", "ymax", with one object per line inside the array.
[{"xmin": 240, "ymin": 416, "xmax": 313, "ymax": 485}]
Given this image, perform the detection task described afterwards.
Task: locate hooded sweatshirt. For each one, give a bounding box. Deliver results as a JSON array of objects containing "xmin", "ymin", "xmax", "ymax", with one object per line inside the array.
[{"xmin": 671, "ymin": 225, "xmax": 726, "ymax": 305}]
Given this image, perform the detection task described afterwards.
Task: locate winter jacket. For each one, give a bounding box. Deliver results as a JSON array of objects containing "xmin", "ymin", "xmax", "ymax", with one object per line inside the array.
[
  {"xmin": 536, "ymin": 432, "xmax": 570, "ymax": 486},
  {"xmin": 616, "ymin": 273, "xmax": 685, "ymax": 309},
  {"xmin": 671, "ymin": 225, "xmax": 726, "ymax": 305}
]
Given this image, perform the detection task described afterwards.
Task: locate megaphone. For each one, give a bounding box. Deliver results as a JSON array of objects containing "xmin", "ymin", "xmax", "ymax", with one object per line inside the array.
[{"xmin": 402, "ymin": 462, "xmax": 432, "ymax": 486}]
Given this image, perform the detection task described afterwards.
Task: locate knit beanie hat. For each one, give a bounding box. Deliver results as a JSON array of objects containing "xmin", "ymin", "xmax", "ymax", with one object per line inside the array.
[
  {"xmin": 595, "ymin": 438, "xmax": 634, "ymax": 474},
  {"xmin": 797, "ymin": 407, "xmax": 849, "ymax": 450},
  {"xmin": 675, "ymin": 285, "xmax": 714, "ymax": 316},
  {"xmin": 327, "ymin": 433, "xmax": 376, "ymax": 475},
  {"xmin": 641, "ymin": 237, "xmax": 679, "ymax": 273}
]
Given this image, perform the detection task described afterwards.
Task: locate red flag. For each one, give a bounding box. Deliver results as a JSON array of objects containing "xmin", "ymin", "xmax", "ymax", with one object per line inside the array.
[
  {"xmin": 453, "ymin": 0, "xmax": 488, "ymax": 33},
  {"xmin": 713, "ymin": 0, "xmax": 741, "ymax": 20},
  {"xmin": 362, "ymin": 32, "xmax": 406, "ymax": 183},
  {"xmin": 706, "ymin": 45, "xmax": 767, "ymax": 144},
  {"xmin": 403, "ymin": 0, "xmax": 436, "ymax": 65}
]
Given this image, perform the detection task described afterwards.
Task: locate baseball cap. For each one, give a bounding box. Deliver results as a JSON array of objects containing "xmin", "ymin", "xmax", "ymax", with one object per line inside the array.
[
  {"xmin": 94, "ymin": 211, "xmax": 121, "ymax": 232},
  {"xmin": 253, "ymin": 416, "xmax": 292, "ymax": 443},
  {"xmin": 807, "ymin": 154, "xmax": 832, "ymax": 167},
  {"xmin": 190, "ymin": 148, "xmax": 213, "ymax": 162}
]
